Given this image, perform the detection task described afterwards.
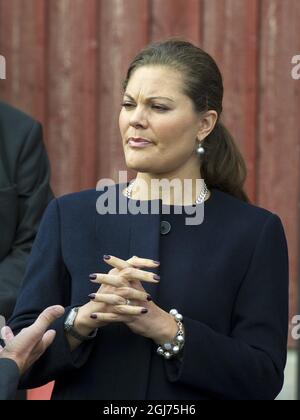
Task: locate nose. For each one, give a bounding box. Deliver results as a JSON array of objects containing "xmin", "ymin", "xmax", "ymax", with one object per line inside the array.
[{"xmin": 129, "ymin": 106, "xmax": 148, "ymax": 129}]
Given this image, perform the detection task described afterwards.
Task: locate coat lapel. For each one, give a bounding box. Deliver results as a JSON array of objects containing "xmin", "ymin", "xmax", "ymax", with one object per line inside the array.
[
  {"xmin": 127, "ymin": 198, "xmax": 161, "ymax": 299},
  {"xmin": 95, "ymin": 183, "xmax": 162, "ymax": 399},
  {"xmin": 96, "ymin": 183, "xmax": 161, "ymax": 295}
]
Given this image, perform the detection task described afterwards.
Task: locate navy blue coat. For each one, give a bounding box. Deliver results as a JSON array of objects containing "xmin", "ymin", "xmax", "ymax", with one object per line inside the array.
[{"xmin": 9, "ymin": 184, "xmax": 289, "ymax": 400}]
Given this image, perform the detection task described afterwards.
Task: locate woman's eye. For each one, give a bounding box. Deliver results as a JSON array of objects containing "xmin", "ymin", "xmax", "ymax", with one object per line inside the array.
[
  {"xmin": 152, "ymin": 105, "xmax": 168, "ymax": 111},
  {"xmin": 121, "ymin": 102, "xmax": 134, "ymax": 108},
  {"xmin": 121, "ymin": 103, "xmax": 168, "ymax": 112}
]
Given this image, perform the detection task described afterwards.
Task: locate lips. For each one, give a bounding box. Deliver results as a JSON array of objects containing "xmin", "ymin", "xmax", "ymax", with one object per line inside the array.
[
  {"xmin": 127, "ymin": 137, "xmax": 154, "ymax": 148},
  {"xmin": 127, "ymin": 137, "xmax": 153, "ymax": 144}
]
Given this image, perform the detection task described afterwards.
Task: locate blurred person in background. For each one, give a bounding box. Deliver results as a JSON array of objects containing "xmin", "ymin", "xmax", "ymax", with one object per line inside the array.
[{"xmin": 0, "ymin": 102, "xmax": 53, "ymax": 321}]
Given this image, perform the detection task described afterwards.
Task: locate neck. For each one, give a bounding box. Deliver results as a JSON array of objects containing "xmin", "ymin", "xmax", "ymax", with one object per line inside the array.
[{"xmin": 128, "ymin": 164, "xmax": 209, "ymax": 205}]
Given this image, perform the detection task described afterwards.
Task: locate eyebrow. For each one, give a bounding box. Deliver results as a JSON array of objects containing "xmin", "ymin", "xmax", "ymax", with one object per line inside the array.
[{"xmin": 124, "ymin": 93, "xmax": 175, "ymax": 103}]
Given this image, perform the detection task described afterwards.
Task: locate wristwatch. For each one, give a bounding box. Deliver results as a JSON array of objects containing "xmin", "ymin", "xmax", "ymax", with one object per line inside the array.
[{"xmin": 64, "ymin": 307, "xmax": 98, "ymax": 341}]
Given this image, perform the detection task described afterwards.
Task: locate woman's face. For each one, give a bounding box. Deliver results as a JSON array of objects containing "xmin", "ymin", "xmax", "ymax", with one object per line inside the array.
[{"xmin": 119, "ymin": 65, "xmax": 203, "ymax": 176}]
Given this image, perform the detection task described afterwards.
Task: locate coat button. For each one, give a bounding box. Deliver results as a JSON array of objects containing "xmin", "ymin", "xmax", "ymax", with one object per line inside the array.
[{"xmin": 160, "ymin": 221, "xmax": 171, "ymax": 235}]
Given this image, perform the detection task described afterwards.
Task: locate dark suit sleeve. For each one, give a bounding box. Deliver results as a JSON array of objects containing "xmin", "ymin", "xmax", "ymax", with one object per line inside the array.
[
  {"xmin": 8, "ymin": 199, "xmax": 94, "ymax": 389},
  {"xmin": 165, "ymin": 214, "xmax": 289, "ymax": 400},
  {"xmin": 0, "ymin": 358, "xmax": 20, "ymax": 400},
  {"xmin": 0, "ymin": 121, "xmax": 53, "ymax": 319}
]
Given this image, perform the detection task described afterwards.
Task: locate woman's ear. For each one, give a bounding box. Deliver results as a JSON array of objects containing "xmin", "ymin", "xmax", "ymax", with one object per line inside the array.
[{"xmin": 197, "ymin": 110, "xmax": 218, "ymax": 141}]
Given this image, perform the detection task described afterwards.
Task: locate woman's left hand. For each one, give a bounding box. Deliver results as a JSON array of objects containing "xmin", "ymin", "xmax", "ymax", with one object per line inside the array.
[{"xmin": 102, "ymin": 255, "xmax": 178, "ymax": 345}]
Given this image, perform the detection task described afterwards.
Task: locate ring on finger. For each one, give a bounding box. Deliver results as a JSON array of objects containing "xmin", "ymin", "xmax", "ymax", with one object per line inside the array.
[{"xmin": 126, "ymin": 299, "xmax": 132, "ymax": 306}]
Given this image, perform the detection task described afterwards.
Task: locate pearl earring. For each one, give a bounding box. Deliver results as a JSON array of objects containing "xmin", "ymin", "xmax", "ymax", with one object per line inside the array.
[{"xmin": 196, "ymin": 141, "xmax": 205, "ymax": 156}]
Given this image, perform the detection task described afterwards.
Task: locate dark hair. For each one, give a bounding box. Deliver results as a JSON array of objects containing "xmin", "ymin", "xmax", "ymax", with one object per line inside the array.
[{"xmin": 122, "ymin": 39, "xmax": 250, "ymax": 203}]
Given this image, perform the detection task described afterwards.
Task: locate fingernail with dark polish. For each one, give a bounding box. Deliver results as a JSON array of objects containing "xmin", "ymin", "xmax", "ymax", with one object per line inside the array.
[
  {"xmin": 141, "ymin": 308, "xmax": 148, "ymax": 314},
  {"xmin": 88, "ymin": 293, "xmax": 96, "ymax": 300},
  {"xmin": 90, "ymin": 314, "xmax": 97, "ymax": 319},
  {"xmin": 153, "ymin": 275, "xmax": 160, "ymax": 281},
  {"xmin": 89, "ymin": 274, "xmax": 97, "ymax": 280},
  {"xmin": 147, "ymin": 295, "xmax": 152, "ymax": 301},
  {"xmin": 103, "ymin": 255, "xmax": 111, "ymax": 260},
  {"xmin": 153, "ymin": 261, "xmax": 160, "ymax": 265}
]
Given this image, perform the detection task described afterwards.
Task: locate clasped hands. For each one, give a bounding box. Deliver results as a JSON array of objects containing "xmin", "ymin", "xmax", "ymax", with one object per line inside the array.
[{"xmin": 73, "ymin": 255, "xmax": 177, "ymax": 346}]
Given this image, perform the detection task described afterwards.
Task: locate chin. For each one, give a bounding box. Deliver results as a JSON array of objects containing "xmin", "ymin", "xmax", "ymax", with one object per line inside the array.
[
  {"xmin": 126, "ymin": 164, "xmax": 149, "ymax": 172},
  {"xmin": 125, "ymin": 159, "xmax": 152, "ymax": 172}
]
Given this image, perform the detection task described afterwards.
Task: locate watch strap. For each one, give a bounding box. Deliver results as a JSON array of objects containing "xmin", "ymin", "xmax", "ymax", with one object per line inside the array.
[
  {"xmin": 64, "ymin": 307, "xmax": 98, "ymax": 341},
  {"xmin": 67, "ymin": 325, "xmax": 98, "ymax": 341}
]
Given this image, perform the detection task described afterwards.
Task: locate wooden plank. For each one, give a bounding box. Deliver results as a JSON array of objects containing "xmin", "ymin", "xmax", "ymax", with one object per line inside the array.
[
  {"xmin": 151, "ymin": 0, "xmax": 202, "ymax": 44},
  {"xmin": 97, "ymin": 0, "xmax": 150, "ymax": 184},
  {"xmin": 47, "ymin": 0, "xmax": 99, "ymax": 195},
  {"xmin": 0, "ymin": 0, "xmax": 47, "ymax": 125},
  {"xmin": 17, "ymin": 0, "xmax": 47, "ymax": 124},
  {"xmin": 0, "ymin": 0, "xmax": 14, "ymax": 101},
  {"xmin": 0, "ymin": 0, "xmax": 19, "ymax": 103},
  {"xmin": 203, "ymin": 0, "xmax": 259, "ymax": 202},
  {"xmin": 258, "ymin": 0, "xmax": 300, "ymax": 344}
]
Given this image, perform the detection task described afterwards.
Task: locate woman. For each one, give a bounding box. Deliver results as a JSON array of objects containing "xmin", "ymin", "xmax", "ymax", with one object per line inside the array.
[{"xmin": 9, "ymin": 39, "xmax": 289, "ymax": 400}]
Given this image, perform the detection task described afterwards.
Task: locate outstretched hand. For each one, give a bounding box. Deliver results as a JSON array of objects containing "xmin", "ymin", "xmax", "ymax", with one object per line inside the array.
[{"xmin": 0, "ymin": 305, "xmax": 65, "ymax": 375}]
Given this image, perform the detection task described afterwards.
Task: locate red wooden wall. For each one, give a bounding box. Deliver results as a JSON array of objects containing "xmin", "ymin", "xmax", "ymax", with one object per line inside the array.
[{"xmin": 0, "ymin": 0, "xmax": 300, "ymax": 397}]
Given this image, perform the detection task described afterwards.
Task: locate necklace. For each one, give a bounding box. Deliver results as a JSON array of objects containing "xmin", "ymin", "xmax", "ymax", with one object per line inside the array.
[{"xmin": 125, "ymin": 179, "xmax": 209, "ymax": 205}]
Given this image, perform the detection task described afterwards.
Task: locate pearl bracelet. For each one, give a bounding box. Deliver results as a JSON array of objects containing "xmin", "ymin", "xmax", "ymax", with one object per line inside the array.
[{"xmin": 156, "ymin": 309, "xmax": 185, "ymax": 360}]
